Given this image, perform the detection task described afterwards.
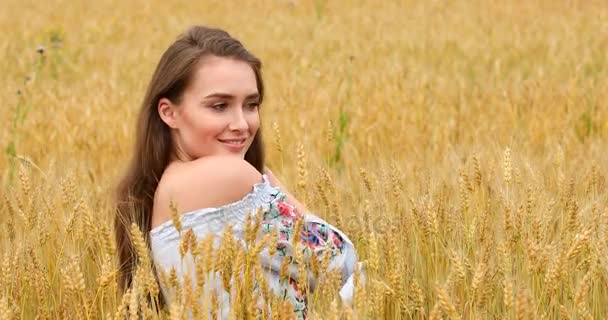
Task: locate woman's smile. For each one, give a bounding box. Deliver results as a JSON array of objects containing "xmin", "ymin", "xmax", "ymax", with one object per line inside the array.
[{"xmin": 218, "ymin": 138, "xmax": 247, "ymax": 151}]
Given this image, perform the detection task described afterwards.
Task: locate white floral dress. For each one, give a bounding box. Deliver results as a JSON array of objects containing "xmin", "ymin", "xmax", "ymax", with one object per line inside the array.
[{"xmin": 149, "ymin": 174, "xmax": 358, "ymax": 319}]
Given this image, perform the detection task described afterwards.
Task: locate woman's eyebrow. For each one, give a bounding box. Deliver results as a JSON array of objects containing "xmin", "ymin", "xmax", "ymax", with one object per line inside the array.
[
  {"xmin": 246, "ymin": 93, "xmax": 260, "ymax": 99},
  {"xmin": 203, "ymin": 92, "xmax": 260, "ymax": 100},
  {"xmin": 204, "ymin": 92, "xmax": 233, "ymax": 99}
]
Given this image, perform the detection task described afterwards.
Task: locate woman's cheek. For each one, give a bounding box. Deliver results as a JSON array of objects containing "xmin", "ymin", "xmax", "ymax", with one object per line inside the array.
[{"xmin": 248, "ymin": 113, "xmax": 261, "ymax": 131}]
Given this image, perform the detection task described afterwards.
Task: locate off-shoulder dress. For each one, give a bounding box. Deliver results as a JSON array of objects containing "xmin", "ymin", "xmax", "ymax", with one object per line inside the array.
[{"xmin": 149, "ymin": 174, "xmax": 358, "ymax": 319}]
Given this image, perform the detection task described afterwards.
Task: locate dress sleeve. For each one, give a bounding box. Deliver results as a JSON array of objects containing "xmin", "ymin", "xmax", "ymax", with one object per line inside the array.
[{"xmin": 257, "ymin": 188, "xmax": 359, "ymax": 314}]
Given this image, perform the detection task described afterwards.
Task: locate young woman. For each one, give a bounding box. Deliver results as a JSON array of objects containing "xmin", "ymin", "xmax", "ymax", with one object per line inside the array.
[{"xmin": 115, "ymin": 26, "xmax": 358, "ymax": 318}]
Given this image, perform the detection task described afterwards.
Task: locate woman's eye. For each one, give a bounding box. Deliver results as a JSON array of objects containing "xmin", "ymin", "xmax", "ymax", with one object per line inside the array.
[
  {"xmin": 211, "ymin": 103, "xmax": 227, "ymax": 111},
  {"xmin": 246, "ymin": 102, "xmax": 260, "ymax": 110}
]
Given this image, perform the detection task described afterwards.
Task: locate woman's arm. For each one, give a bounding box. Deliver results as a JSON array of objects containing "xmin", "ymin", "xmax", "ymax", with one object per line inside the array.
[{"xmin": 264, "ymin": 167, "xmax": 365, "ymax": 305}]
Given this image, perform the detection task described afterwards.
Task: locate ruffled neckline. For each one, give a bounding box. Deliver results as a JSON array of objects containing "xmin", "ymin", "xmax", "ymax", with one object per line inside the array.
[{"xmin": 149, "ymin": 174, "xmax": 273, "ymax": 238}]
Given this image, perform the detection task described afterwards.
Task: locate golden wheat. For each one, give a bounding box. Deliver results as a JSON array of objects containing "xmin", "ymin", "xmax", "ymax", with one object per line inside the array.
[{"xmin": 3, "ymin": 0, "xmax": 608, "ymax": 318}]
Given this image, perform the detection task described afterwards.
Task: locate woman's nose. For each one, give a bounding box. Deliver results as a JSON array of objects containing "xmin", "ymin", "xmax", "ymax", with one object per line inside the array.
[{"xmin": 228, "ymin": 108, "xmax": 248, "ymax": 131}]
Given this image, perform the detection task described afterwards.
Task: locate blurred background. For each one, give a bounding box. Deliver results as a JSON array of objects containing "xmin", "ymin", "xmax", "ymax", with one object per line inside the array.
[{"xmin": 1, "ymin": 0, "xmax": 608, "ymax": 318}]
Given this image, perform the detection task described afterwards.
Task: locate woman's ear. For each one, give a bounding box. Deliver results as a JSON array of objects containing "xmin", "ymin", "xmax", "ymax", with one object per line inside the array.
[{"xmin": 158, "ymin": 98, "xmax": 179, "ymax": 129}]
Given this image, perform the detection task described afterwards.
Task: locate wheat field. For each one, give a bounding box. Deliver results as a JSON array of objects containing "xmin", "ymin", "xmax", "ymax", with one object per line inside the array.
[{"xmin": 1, "ymin": 0, "xmax": 608, "ymax": 319}]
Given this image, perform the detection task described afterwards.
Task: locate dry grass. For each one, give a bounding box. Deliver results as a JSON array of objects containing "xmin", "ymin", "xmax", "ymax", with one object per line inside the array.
[{"xmin": 1, "ymin": 0, "xmax": 608, "ymax": 318}]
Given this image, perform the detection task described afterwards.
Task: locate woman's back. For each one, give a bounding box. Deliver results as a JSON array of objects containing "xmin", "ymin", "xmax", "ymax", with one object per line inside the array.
[{"xmin": 152, "ymin": 156, "xmax": 262, "ymax": 230}]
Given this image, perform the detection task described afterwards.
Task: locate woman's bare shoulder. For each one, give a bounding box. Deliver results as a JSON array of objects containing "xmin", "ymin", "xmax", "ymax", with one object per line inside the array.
[{"xmin": 152, "ymin": 156, "xmax": 262, "ymax": 225}]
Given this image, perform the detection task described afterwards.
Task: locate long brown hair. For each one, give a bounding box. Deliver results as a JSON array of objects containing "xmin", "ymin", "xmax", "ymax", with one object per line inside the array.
[{"xmin": 114, "ymin": 26, "xmax": 265, "ymax": 306}]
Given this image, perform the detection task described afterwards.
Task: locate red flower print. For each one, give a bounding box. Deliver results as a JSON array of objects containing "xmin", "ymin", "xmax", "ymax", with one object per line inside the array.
[
  {"xmin": 332, "ymin": 235, "xmax": 343, "ymax": 248},
  {"xmin": 276, "ymin": 201, "xmax": 294, "ymax": 217}
]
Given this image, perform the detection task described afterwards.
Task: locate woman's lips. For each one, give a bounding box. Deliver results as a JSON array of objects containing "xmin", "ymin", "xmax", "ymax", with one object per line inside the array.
[
  {"xmin": 218, "ymin": 138, "xmax": 246, "ymax": 144},
  {"xmin": 218, "ymin": 138, "xmax": 246, "ymax": 151}
]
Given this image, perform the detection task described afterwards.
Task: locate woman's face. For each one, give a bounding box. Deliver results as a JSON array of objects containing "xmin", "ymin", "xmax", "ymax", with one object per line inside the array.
[{"xmin": 160, "ymin": 56, "xmax": 261, "ymax": 161}]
